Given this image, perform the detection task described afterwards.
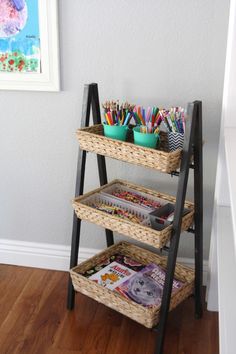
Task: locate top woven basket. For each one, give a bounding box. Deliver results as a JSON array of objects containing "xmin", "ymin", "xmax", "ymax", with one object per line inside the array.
[{"xmin": 76, "ymin": 124, "xmax": 182, "ymax": 173}]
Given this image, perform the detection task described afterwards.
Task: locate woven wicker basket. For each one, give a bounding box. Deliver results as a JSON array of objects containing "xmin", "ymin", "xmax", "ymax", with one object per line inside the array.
[
  {"xmin": 72, "ymin": 179, "xmax": 194, "ymax": 249},
  {"xmin": 76, "ymin": 125, "xmax": 182, "ymax": 173},
  {"xmin": 70, "ymin": 241, "xmax": 194, "ymax": 328}
]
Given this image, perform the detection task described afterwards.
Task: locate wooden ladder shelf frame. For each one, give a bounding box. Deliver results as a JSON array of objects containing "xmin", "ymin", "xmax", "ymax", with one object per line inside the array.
[{"xmin": 67, "ymin": 83, "xmax": 203, "ymax": 354}]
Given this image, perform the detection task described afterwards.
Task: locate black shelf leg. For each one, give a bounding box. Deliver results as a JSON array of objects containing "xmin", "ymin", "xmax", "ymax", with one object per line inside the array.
[
  {"xmin": 67, "ymin": 214, "xmax": 83, "ymax": 310},
  {"xmin": 154, "ymin": 103, "xmax": 197, "ymax": 354},
  {"xmin": 194, "ymin": 101, "xmax": 203, "ymax": 318},
  {"xmin": 91, "ymin": 83, "xmax": 114, "ymax": 247},
  {"xmin": 67, "ymin": 84, "xmax": 92, "ymax": 310},
  {"xmin": 67, "ymin": 83, "xmax": 114, "ymax": 310}
]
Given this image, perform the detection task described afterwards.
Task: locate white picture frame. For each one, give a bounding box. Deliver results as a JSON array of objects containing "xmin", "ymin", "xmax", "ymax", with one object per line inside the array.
[{"xmin": 0, "ymin": 0, "xmax": 60, "ymax": 91}]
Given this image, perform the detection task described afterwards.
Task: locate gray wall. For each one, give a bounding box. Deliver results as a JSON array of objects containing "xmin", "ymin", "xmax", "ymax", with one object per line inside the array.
[{"xmin": 0, "ymin": 0, "xmax": 229, "ymax": 260}]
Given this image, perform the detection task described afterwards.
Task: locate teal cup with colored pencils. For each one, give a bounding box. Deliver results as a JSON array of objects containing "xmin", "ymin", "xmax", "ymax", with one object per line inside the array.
[
  {"xmin": 133, "ymin": 126, "xmax": 160, "ymax": 149},
  {"xmin": 103, "ymin": 124, "xmax": 129, "ymax": 141},
  {"xmin": 102, "ymin": 100, "xmax": 134, "ymax": 141}
]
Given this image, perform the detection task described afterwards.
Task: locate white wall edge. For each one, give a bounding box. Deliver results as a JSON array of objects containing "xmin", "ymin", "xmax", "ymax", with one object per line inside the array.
[{"xmin": 0, "ymin": 238, "xmax": 208, "ymax": 286}]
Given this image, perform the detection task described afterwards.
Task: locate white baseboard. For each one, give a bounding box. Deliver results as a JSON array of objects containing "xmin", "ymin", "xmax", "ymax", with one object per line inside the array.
[
  {"xmin": 0, "ymin": 238, "xmax": 208, "ymax": 285},
  {"xmin": 0, "ymin": 238, "xmax": 87, "ymax": 271}
]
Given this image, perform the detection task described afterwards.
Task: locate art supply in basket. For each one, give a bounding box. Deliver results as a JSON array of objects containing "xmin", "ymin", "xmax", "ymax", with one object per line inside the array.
[
  {"xmin": 159, "ymin": 107, "xmax": 186, "ymax": 134},
  {"xmin": 131, "ymin": 106, "xmax": 161, "ymax": 148},
  {"xmin": 102, "ymin": 100, "xmax": 135, "ymax": 126},
  {"xmin": 102, "ymin": 100, "xmax": 135, "ymax": 141},
  {"xmin": 133, "ymin": 126, "xmax": 160, "ymax": 148},
  {"xmin": 168, "ymin": 130, "xmax": 185, "ymax": 151},
  {"xmin": 158, "ymin": 107, "xmax": 186, "ymax": 151},
  {"xmin": 111, "ymin": 190, "xmax": 162, "ymax": 209},
  {"xmin": 90, "ymin": 202, "xmax": 143, "ymax": 224},
  {"xmin": 133, "ymin": 106, "xmax": 162, "ymax": 133}
]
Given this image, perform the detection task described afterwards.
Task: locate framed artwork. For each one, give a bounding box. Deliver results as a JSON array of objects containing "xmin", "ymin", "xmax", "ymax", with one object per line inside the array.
[{"xmin": 0, "ymin": 0, "xmax": 60, "ymax": 91}]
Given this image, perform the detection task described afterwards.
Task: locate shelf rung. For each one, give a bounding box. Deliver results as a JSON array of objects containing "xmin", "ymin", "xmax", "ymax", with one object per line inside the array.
[
  {"xmin": 162, "ymin": 246, "xmax": 170, "ymax": 252},
  {"xmin": 187, "ymin": 227, "xmax": 195, "ymax": 234}
]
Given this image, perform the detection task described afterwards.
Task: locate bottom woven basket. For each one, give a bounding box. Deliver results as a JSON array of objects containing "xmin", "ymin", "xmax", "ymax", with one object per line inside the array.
[{"xmin": 70, "ymin": 241, "xmax": 194, "ymax": 328}]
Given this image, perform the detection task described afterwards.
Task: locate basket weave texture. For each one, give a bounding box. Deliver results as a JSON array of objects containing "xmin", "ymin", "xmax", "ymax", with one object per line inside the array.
[
  {"xmin": 70, "ymin": 241, "xmax": 194, "ymax": 328},
  {"xmin": 76, "ymin": 125, "xmax": 182, "ymax": 173},
  {"xmin": 72, "ymin": 179, "xmax": 194, "ymax": 249}
]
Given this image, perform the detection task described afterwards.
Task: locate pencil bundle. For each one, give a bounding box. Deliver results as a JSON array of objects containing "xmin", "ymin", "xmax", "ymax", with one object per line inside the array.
[{"xmin": 102, "ymin": 100, "xmax": 135, "ymax": 126}]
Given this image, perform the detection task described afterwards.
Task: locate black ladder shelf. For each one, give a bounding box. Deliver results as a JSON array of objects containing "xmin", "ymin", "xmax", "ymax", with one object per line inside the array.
[{"xmin": 67, "ymin": 83, "xmax": 203, "ymax": 354}]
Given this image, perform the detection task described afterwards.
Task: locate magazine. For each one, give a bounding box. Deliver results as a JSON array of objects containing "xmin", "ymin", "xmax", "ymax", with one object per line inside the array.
[
  {"xmin": 88, "ymin": 261, "xmax": 136, "ymax": 290},
  {"xmin": 83, "ymin": 254, "xmax": 145, "ymax": 278},
  {"xmin": 115, "ymin": 263, "xmax": 184, "ymax": 307}
]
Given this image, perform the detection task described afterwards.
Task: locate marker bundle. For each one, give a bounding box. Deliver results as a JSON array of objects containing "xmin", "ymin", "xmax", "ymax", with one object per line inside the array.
[
  {"xmin": 133, "ymin": 106, "xmax": 161, "ymax": 134},
  {"xmin": 159, "ymin": 107, "xmax": 185, "ymax": 134}
]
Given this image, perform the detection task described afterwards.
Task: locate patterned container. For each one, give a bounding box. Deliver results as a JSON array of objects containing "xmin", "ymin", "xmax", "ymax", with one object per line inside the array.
[{"xmin": 168, "ymin": 132, "xmax": 185, "ymax": 152}]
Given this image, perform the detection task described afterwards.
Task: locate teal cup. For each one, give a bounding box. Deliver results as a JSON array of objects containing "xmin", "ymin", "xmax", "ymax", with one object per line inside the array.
[
  {"xmin": 133, "ymin": 126, "xmax": 160, "ymax": 149},
  {"xmin": 103, "ymin": 124, "xmax": 129, "ymax": 141}
]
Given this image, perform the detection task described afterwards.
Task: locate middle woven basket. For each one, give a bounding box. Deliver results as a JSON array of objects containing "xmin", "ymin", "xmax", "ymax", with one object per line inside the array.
[{"xmin": 72, "ymin": 179, "xmax": 194, "ymax": 249}]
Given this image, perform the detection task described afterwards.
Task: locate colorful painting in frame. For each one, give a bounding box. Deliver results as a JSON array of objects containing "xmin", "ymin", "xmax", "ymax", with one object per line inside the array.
[
  {"xmin": 0, "ymin": 0, "xmax": 41, "ymax": 73},
  {"xmin": 0, "ymin": 0, "xmax": 60, "ymax": 91}
]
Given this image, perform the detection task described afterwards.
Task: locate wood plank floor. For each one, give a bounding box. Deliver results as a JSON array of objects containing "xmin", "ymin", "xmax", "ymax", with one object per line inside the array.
[{"xmin": 0, "ymin": 265, "xmax": 219, "ymax": 354}]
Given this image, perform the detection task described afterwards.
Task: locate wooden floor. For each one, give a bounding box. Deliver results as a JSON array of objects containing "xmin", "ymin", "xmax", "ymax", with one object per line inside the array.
[{"xmin": 0, "ymin": 265, "xmax": 219, "ymax": 354}]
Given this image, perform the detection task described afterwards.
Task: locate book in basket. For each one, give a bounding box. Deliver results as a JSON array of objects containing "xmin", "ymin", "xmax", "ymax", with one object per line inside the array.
[
  {"xmin": 115, "ymin": 263, "xmax": 184, "ymax": 307},
  {"xmin": 88, "ymin": 261, "xmax": 136, "ymax": 290},
  {"xmin": 83, "ymin": 254, "xmax": 145, "ymax": 278}
]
